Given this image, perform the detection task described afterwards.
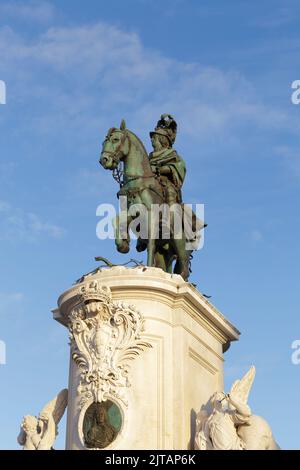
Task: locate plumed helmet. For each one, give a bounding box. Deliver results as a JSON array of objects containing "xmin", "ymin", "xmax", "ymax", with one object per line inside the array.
[{"xmin": 150, "ymin": 114, "xmax": 177, "ymax": 146}]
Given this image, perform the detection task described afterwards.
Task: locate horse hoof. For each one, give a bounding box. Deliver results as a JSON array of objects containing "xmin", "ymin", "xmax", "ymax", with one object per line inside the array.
[
  {"xmin": 136, "ymin": 239, "xmax": 147, "ymax": 252},
  {"xmin": 180, "ymin": 268, "xmax": 189, "ymax": 281},
  {"xmin": 117, "ymin": 241, "xmax": 130, "ymax": 253}
]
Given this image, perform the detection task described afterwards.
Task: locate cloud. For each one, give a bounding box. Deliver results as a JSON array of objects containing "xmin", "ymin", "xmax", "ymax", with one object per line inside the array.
[
  {"xmin": 0, "ymin": 201, "xmax": 11, "ymax": 212},
  {"xmin": 275, "ymin": 145, "xmax": 300, "ymax": 179},
  {"xmin": 0, "ymin": 19, "xmax": 294, "ymax": 150},
  {"xmin": 27, "ymin": 213, "xmax": 65, "ymax": 239},
  {"xmin": 251, "ymin": 229, "xmax": 263, "ymax": 242},
  {"xmin": 0, "ymin": 292, "xmax": 24, "ymax": 316},
  {"xmin": 253, "ymin": 6, "xmax": 296, "ymax": 29},
  {"xmin": 67, "ymin": 168, "xmax": 115, "ymax": 200},
  {"xmin": 0, "ymin": 292, "xmax": 23, "ymax": 302},
  {"xmin": 0, "ymin": 200, "xmax": 65, "ymax": 242},
  {"xmin": 0, "ymin": 0, "xmax": 55, "ymax": 24},
  {"xmin": 0, "ymin": 163, "xmax": 16, "ymax": 182}
]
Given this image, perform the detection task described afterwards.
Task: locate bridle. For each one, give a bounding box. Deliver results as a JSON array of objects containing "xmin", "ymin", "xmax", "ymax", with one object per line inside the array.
[
  {"xmin": 102, "ymin": 129, "xmax": 128, "ymax": 165},
  {"xmin": 101, "ymin": 129, "xmax": 130, "ymax": 186},
  {"xmin": 101, "ymin": 128, "xmax": 162, "ymax": 198}
]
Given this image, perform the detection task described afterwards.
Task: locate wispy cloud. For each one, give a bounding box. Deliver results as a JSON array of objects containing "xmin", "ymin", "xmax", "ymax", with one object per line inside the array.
[
  {"xmin": 251, "ymin": 229, "xmax": 263, "ymax": 242},
  {"xmin": 0, "ymin": 19, "xmax": 294, "ymax": 149},
  {"xmin": 0, "ymin": 200, "xmax": 65, "ymax": 242},
  {"xmin": 0, "ymin": 162, "xmax": 16, "ymax": 181},
  {"xmin": 0, "ymin": 201, "xmax": 11, "ymax": 212},
  {"xmin": 0, "ymin": 292, "xmax": 23, "ymax": 302},
  {"xmin": 0, "ymin": 292, "xmax": 24, "ymax": 315},
  {"xmin": 67, "ymin": 168, "xmax": 115, "ymax": 200},
  {"xmin": 253, "ymin": 6, "xmax": 297, "ymax": 29},
  {"xmin": 275, "ymin": 145, "xmax": 300, "ymax": 179},
  {"xmin": 0, "ymin": 0, "xmax": 55, "ymax": 24}
]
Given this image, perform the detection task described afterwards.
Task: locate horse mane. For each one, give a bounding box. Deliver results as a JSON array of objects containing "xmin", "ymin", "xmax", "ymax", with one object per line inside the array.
[
  {"xmin": 108, "ymin": 126, "xmax": 149, "ymax": 158},
  {"xmin": 126, "ymin": 129, "xmax": 149, "ymax": 158}
]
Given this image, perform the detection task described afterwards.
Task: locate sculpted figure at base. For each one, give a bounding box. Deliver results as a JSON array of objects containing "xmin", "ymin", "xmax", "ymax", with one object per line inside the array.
[
  {"xmin": 195, "ymin": 366, "xmax": 280, "ymax": 450},
  {"xmin": 17, "ymin": 389, "xmax": 68, "ymax": 450}
]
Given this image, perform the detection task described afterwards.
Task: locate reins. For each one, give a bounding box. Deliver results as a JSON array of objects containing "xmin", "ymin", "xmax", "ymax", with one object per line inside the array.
[{"xmin": 103, "ymin": 129, "xmax": 163, "ymax": 201}]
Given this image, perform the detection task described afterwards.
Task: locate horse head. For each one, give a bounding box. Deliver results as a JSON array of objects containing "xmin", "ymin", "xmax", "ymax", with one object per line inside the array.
[{"xmin": 99, "ymin": 119, "xmax": 130, "ymax": 171}]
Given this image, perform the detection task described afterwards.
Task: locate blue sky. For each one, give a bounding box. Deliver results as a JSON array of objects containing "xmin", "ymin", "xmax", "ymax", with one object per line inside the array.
[{"xmin": 0, "ymin": 0, "xmax": 299, "ymax": 449}]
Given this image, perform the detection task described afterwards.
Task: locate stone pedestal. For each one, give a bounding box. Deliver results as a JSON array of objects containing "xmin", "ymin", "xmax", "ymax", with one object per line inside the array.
[{"xmin": 52, "ymin": 266, "xmax": 239, "ymax": 450}]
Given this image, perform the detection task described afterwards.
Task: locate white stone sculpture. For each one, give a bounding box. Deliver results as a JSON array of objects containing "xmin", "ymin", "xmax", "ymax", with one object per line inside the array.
[
  {"xmin": 17, "ymin": 389, "xmax": 68, "ymax": 450},
  {"xmin": 68, "ymin": 279, "xmax": 152, "ymax": 408},
  {"xmin": 195, "ymin": 366, "xmax": 280, "ymax": 450}
]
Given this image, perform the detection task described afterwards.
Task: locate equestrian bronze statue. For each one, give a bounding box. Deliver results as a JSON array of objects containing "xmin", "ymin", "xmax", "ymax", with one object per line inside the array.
[{"xmin": 99, "ymin": 114, "xmax": 203, "ymax": 281}]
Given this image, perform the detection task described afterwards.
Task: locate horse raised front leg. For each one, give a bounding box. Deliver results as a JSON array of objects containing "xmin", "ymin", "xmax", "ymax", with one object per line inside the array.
[{"xmin": 113, "ymin": 213, "xmax": 130, "ymax": 254}]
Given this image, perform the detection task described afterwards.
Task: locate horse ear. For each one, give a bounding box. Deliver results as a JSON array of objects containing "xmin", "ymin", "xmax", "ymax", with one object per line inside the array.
[{"xmin": 120, "ymin": 119, "xmax": 126, "ymax": 131}]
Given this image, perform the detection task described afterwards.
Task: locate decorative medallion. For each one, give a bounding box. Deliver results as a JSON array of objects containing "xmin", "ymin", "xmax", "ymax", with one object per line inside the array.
[{"xmin": 83, "ymin": 400, "xmax": 122, "ymax": 449}]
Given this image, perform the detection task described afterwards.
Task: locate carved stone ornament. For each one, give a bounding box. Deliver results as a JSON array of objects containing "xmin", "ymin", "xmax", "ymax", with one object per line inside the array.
[
  {"xmin": 17, "ymin": 389, "xmax": 68, "ymax": 450},
  {"xmin": 195, "ymin": 366, "xmax": 280, "ymax": 450},
  {"xmin": 68, "ymin": 279, "xmax": 152, "ymax": 408}
]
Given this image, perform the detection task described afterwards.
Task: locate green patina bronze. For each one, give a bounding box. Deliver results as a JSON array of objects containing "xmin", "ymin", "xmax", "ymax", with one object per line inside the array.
[{"xmin": 99, "ymin": 114, "xmax": 202, "ymax": 281}]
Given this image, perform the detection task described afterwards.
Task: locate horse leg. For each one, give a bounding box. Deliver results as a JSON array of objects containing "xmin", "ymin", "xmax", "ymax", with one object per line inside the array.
[
  {"xmin": 147, "ymin": 233, "xmax": 156, "ymax": 266},
  {"xmin": 136, "ymin": 238, "xmax": 148, "ymax": 252},
  {"xmin": 172, "ymin": 238, "xmax": 190, "ymax": 280},
  {"xmin": 154, "ymin": 250, "xmax": 167, "ymax": 271},
  {"xmin": 160, "ymin": 244, "xmax": 176, "ymax": 274},
  {"xmin": 147, "ymin": 204, "xmax": 161, "ymax": 267},
  {"xmin": 166, "ymin": 250, "xmax": 176, "ymax": 274},
  {"xmin": 113, "ymin": 213, "xmax": 132, "ymax": 254},
  {"xmin": 139, "ymin": 190, "xmax": 159, "ymax": 267}
]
